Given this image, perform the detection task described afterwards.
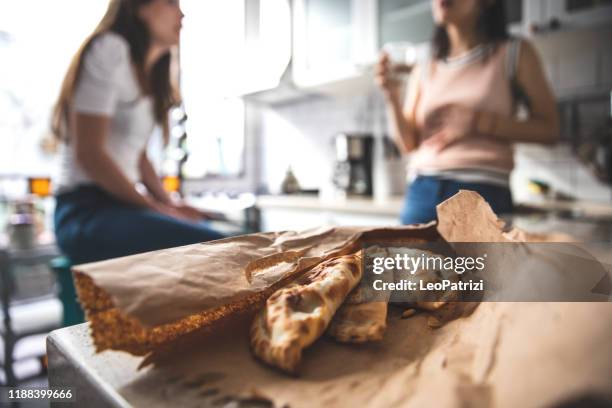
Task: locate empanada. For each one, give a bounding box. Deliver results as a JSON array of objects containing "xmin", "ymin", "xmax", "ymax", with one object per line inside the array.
[
  {"xmin": 327, "ymin": 299, "xmax": 388, "ymax": 343},
  {"xmin": 250, "ymin": 252, "xmax": 362, "ymax": 373}
]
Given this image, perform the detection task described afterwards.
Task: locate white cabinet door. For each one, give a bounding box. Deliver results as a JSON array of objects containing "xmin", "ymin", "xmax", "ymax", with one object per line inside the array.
[
  {"xmin": 292, "ymin": 0, "xmax": 377, "ymax": 87},
  {"xmin": 378, "ymin": 0, "xmax": 435, "ymax": 46},
  {"xmin": 377, "ymin": 0, "xmax": 537, "ymax": 44},
  {"xmin": 544, "ymin": 0, "xmax": 612, "ymax": 28},
  {"xmin": 507, "ymin": 0, "xmax": 549, "ymax": 35}
]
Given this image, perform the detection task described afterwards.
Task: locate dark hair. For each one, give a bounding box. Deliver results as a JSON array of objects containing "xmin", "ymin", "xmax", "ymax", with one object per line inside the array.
[
  {"xmin": 432, "ymin": 0, "xmax": 509, "ymax": 60},
  {"xmin": 52, "ymin": 0, "xmax": 179, "ymax": 143}
]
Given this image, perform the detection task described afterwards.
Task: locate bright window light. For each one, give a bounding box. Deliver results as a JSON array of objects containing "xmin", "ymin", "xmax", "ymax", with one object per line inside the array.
[
  {"xmin": 179, "ymin": 0, "xmax": 246, "ymax": 178},
  {"xmin": 179, "ymin": 0, "xmax": 291, "ymax": 179},
  {"xmin": 0, "ymin": 0, "xmax": 108, "ymax": 177}
]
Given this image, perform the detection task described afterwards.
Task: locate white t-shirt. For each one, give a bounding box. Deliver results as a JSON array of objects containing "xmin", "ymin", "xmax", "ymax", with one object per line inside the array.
[{"xmin": 53, "ymin": 32, "xmax": 156, "ymax": 194}]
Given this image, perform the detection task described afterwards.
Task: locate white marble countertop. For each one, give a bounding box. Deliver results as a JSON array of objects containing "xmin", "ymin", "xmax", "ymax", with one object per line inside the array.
[
  {"xmin": 516, "ymin": 198, "xmax": 612, "ymax": 219},
  {"xmin": 255, "ymin": 195, "xmax": 404, "ymax": 216},
  {"xmin": 255, "ymin": 194, "xmax": 612, "ymax": 220}
]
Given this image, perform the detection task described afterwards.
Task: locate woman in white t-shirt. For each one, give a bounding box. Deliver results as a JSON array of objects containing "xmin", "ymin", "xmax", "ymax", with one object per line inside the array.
[{"xmin": 51, "ymin": 0, "xmax": 223, "ymax": 264}]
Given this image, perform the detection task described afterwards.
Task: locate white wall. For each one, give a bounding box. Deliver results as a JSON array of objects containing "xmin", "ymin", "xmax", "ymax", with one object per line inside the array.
[
  {"xmin": 522, "ymin": 25, "xmax": 612, "ymax": 202},
  {"xmin": 532, "ymin": 25, "xmax": 612, "ymax": 99},
  {"xmin": 511, "ymin": 144, "xmax": 612, "ymax": 203},
  {"xmin": 259, "ymin": 90, "xmax": 387, "ymax": 194}
]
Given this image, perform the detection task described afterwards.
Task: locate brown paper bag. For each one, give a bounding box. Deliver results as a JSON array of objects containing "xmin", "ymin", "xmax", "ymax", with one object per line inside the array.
[
  {"xmin": 74, "ymin": 191, "xmax": 612, "ymax": 408},
  {"xmin": 74, "ymin": 223, "xmax": 438, "ymax": 356}
]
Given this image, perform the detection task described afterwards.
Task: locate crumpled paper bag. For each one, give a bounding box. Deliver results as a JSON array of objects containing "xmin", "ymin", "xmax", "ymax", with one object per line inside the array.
[
  {"xmin": 118, "ymin": 302, "xmax": 612, "ymax": 408},
  {"xmin": 73, "ymin": 222, "xmax": 438, "ymax": 356},
  {"xmin": 74, "ymin": 190, "xmax": 612, "ymax": 408}
]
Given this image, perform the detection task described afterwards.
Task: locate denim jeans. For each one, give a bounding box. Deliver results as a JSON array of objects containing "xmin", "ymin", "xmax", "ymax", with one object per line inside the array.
[
  {"xmin": 400, "ymin": 176, "xmax": 513, "ymax": 225},
  {"xmin": 54, "ymin": 185, "xmax": 225, "ymax": 264}
]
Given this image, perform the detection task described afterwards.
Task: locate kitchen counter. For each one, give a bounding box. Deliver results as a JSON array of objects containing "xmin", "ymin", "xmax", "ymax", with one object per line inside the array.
[
  {"xmin": 255, "ymin": 194, "xmax": 612, "ymax": 245},
  {"xmin": 256, "ymin": 194, "xmax": 612, "ymax": 219},
  {"xmin": 47, "ymin": 323, "xmax": 145, "ymax": 408},
  {"xmin": 45, "ymin": 215, "xmax": 611, "ymax": 407},
  {"xmin": 516, "ymin": 198, "xmax": 612, "ymax": 220},
  {"xmin": 255, "ymin": 195, "xmax": 404, "ymax": 231},
  {"xmin": 255, "ymin": 194, "xmax": 404, "ymax": 216}
]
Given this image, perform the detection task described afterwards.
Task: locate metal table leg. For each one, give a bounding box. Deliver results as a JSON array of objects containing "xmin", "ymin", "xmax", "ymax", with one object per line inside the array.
[{"xmin": 0, "ymin": 250, "xmax": 16, "ymax": 386}]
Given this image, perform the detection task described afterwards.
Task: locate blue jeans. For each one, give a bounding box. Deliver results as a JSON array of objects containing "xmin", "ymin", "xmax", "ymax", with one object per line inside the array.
[
  {"xmin": 54, "ymin": 185, "xmax": 225, "ymax": 264},
  {"xmin": 400, "ymin": 176, "xmax": 513, "ymax": 225}
]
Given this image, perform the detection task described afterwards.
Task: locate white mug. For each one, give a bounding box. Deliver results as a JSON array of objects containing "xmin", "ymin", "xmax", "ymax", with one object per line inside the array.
[{"xmin": 382, "ymin": 42, "xmax": 417, "ymax": 80}]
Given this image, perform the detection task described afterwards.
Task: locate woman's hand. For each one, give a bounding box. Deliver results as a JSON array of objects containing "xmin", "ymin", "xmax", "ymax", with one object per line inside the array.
[
  {"xmin": 146, "ymin": 199, "xmax": 189, "ymax": 221},
  {"xmin": 422, "ymin": 105, "xmax": 480, "ymax": 151},
  {"xmin": 375, "ymin": 52, "xmax": 403, "ymax": 102},
  {"xmin": 144, "ymin": 198, "xmax": 198, "ymax": 222},
  {"xmin": 169, "ymin": 201, "xmax": 227, "ymax": 222},
  {"xmin": 147, "ymin": 196, "xmax": 225, "ymax": 222},
  {"xmin": 169, "ymin": 202, "xmax": 211, "ymax": 221}
]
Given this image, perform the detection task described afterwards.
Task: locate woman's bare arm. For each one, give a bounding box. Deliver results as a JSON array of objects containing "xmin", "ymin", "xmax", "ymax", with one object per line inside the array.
[
  {"xmin": 73, "ymin": 112, "xmax": 157, "ymax": 209},
  {"xmin": 477, "ymin": 41, "xmax": 560, "ymax": 144},
  {"xmin": 376, "ymin": 54, "xmax": 421, "ymax": 154},
  {"xmin": 139, "ymin": 148, "xmax": 213, "ymax": 221},
  {"xmin": 138, "ymin": 151, "xmax": 173, "ymax": 205}
]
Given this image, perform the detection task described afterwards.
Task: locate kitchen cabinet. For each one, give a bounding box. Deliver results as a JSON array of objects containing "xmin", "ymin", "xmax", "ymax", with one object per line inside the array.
[
  {"xmin": 256, "ymin": 195, "xmax": 402, "ymax": 231},
  {"xmin": 378, "ymin": 0, "xmax": 529, "ymax": 45},
  {"xmin": 302, "ymin": 0, "xmax": 352, "ymax": 69},
  {"xmin": 292, "ymin": 0, "xmax": 377, "ymax": 88},
  {"xmin": 544, "ymin": 0, "xmax": 612, "ymax": 28},
  {"xmin": 377, "ymin": 0, "xmax": 612, "ymax": 46},
  {"xmin": 292, "ymin": 0, "xmax": 534, "ymax": 90},
  {"xmin": 288, "ymin": 0, "xmax": 611, "ymax": 97},
  {"xmin": 521, "ymin": 0, "xmax": 612, "ymax": 32},
  {"xmin": 378, "ymin": 0, "xmax": 435, "ymax": 46}
]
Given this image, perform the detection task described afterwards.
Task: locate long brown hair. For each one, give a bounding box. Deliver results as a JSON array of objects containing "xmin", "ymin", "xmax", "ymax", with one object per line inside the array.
[
  {"xmin": 51, "ymin": 0, "xmax": 180, "ymax": 143},
  {"xmin": 432, "ymin": 0, "xmax": 509, "ymax": 60}
]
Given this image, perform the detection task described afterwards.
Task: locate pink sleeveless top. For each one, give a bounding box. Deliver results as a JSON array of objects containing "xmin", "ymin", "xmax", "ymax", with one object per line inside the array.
[{"xmin": 410, "ymin": 40, "xmax": 519, "ymax": 177}]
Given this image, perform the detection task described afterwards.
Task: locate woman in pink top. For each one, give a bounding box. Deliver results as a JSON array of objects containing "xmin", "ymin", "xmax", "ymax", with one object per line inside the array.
[{"xmin": 377, "ymin": 0, "xmax": 559, "ymax": 224}]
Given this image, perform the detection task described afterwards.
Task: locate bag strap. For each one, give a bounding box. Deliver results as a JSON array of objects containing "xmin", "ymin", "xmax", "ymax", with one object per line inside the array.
[
  {"xmin": 506, "ymin": 37, "xmax": 522, "ymax": 82},
  {"xmin": 419, "ymin": 52, "xmax": 432, "ymax": 85},
  {"xmin": 506, "ymin": 37, "xmax": 530, "ymax": 109}
]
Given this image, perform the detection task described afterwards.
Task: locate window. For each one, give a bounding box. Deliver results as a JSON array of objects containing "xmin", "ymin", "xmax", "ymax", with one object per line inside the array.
[
  {"xmin": 0, "ymin": 0, "xmax": 109, "ymax": 177},
  {"xmin": 178, "ymin": 0, "xmax": 291, "ymax": 180},
  {"xmin": 0, "ymin": 0, "xmax": 291, "ymax": 184},
  {"xmin": 566, "ymin": 0, "xmax": 612, "ymax": 12},
  {"xmin": 178, "ymin": 0, "xmax": 247, "ymax": 179}
]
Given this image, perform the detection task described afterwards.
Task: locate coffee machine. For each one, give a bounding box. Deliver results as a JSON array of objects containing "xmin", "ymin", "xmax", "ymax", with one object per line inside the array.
[{"xmin": 332, "ymin": 133, "xmax": 374, "ymax": 196}]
